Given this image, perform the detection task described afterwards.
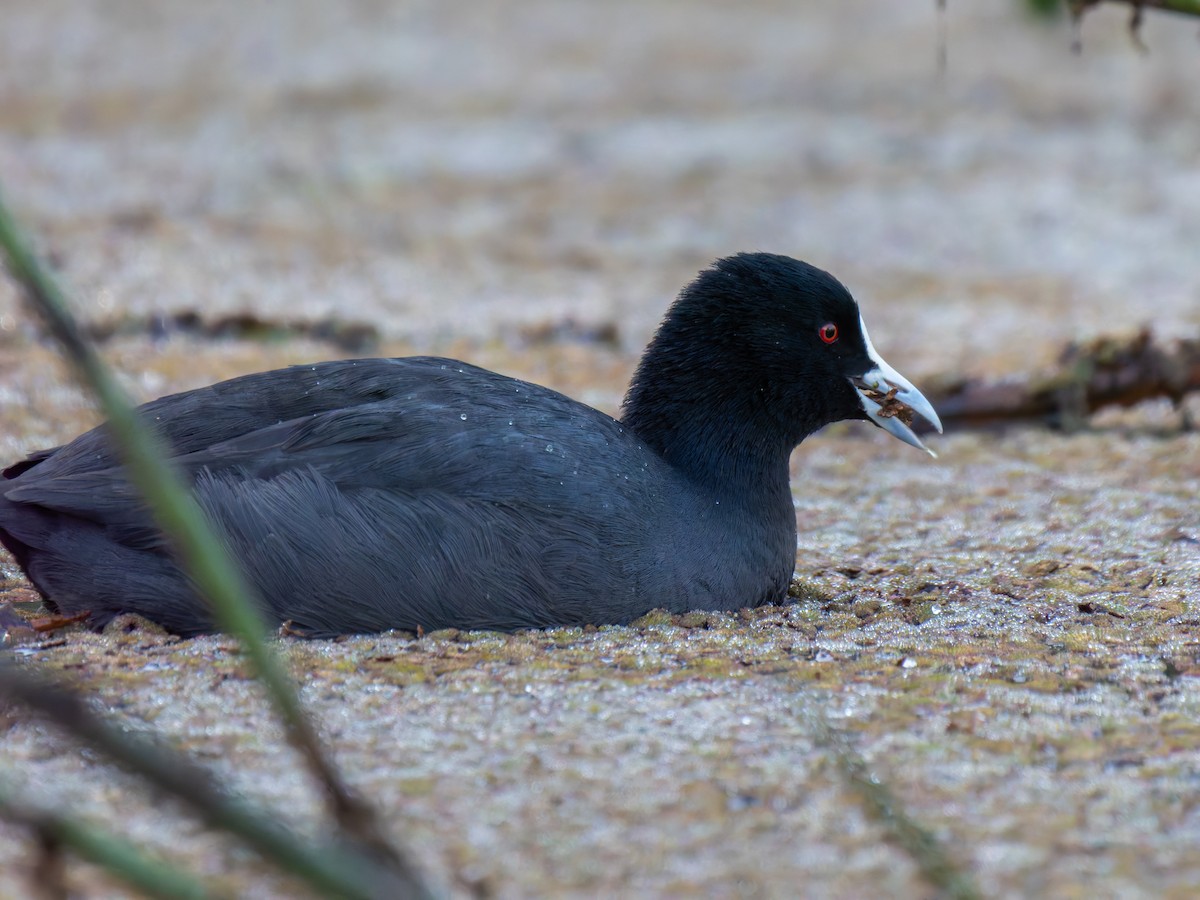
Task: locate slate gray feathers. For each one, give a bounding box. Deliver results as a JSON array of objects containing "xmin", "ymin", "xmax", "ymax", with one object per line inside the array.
[{"xmin": 0, "ymin": 254, "xmax": 940, "ymax": 636}]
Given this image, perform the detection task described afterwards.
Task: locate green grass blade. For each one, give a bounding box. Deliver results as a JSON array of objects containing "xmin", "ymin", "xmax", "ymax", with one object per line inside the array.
[
  {"xmin": 0, "ymin": 779, "xmax": 219, "ymax": 900},
  {"xmin": 0, "ymin": 188, "xmax": 434, "ymax": 898},
  {"xmin": 804, "ymin": 699, "xmax": 981, "ymax": 900}
]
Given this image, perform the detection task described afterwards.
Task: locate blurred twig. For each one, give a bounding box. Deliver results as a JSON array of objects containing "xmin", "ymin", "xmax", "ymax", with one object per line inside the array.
[{"xmin": 0, "ymin": 189, "xmax": 434, "ymax": 898}]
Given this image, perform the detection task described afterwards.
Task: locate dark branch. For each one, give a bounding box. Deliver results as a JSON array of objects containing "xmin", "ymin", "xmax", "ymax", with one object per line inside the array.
[{"xmin": 924, "ymin": 330, "xmax": 1200, "ymax": 430}]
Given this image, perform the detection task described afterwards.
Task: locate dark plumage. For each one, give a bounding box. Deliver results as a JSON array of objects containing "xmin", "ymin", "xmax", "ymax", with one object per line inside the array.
[{"xmin": 0, "ymin": 253, "xmax": 941, "ymax": 637}]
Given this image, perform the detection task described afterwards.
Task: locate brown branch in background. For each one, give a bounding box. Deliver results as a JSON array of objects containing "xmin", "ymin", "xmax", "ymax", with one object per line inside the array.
[
  {"xmin": 1068, "ymin": 0, "xmax": 1200, "ymax": 51},
  {"xmin": 924, "ymin": 329, "xmax": 1200, "ymax": 430}
]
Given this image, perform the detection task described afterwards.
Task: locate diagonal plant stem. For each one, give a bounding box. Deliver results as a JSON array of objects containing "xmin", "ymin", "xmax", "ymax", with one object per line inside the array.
[
  {"xmin": 0, "ymin": 189, "xmax": 434, "ymax": 898},
  {"xmin": 0, "ymin": 779, "xmax": 219, "ymax": 900},
  {"xmin": 0, "ymin": 660, "xmax": 414, "ymax": 899},
  {"xmin": 803, "ymin": 696, "xmax": 981, "ymax": 900}
]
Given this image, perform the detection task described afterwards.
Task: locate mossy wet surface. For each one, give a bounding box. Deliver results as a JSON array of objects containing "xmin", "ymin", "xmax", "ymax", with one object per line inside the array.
[
  {"xmin": 2, "ymin": 2, "xmax": 1200, "ymax": 898},
  {"xmin": 3, "ymin": 428, "xmax": 1198, "ymax": 898}
]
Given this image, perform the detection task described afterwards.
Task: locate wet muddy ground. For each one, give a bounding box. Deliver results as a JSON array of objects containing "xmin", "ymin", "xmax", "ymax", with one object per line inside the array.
[{"xmin": 1, "ymin": 2, "xmax": 1199, "ymax": 897}]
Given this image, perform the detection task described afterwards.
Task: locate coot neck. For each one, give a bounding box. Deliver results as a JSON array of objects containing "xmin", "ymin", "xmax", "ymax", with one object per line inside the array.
[{"xmin": 620, "ymin": 363, "xmax": 813, "ymax": 506}]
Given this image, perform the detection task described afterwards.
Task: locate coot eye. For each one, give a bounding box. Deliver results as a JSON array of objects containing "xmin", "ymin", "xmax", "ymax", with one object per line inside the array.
[{"xmin": 818, "ymin": 323, "xmax": 839, "ymax": 344}]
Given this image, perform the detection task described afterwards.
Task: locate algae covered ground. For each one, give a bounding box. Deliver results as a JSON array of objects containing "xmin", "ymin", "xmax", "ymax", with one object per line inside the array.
[
  {"xmin": 3, "ymin": 427, "xmax": 1198, "ymax": 897},
  {"xmin": 1, "ymin": 2, "xmax": 1199, "ymax": 897}
]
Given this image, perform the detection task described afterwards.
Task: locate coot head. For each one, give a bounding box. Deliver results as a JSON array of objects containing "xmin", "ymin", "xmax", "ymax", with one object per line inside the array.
[{"xmin": 622, "ymin": 253, "xmax": 941, "ymax": 483}]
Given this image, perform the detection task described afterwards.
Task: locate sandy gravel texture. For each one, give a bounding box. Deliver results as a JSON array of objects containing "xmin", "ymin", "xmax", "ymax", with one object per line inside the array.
[{"xmin": 1, "ymin": 1, "xmax": 1199, "ymax": 897}]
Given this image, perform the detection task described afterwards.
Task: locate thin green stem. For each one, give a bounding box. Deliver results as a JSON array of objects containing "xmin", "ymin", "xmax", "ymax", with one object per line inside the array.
[
  {"xmin": 0, "ymin": 187, "xmax": 324, "ymax": 805},
  {"xmin": 0, "ymin": 189, "xmax": 433, "ymax": 898},
  {"xmin": 0, "ymin": 662, "xmax": 400, "ymax": 899},
  {"xmin": 0, "ymin": 780, "xmax": 218, "ymax": 900},
  {"xmin": 804, "ymin": 700, "xmax": 981, "ymax": 900}
]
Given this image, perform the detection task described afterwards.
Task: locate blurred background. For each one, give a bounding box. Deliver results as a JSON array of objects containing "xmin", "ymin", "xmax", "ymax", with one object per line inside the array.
[{"xmin": 0, "ymin": 0, "xmax": 1196, "ymax": 436}]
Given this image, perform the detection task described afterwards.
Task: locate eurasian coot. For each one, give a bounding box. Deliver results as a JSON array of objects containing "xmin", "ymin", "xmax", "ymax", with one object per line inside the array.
[{"xmin": 0, "ymin": 253, "xmax": 940, "ymax": 636}]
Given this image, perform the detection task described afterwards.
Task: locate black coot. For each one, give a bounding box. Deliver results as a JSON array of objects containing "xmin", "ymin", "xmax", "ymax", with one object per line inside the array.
[{"xmin": 0, "ymin": 253, "xmax": 941, "ymax": 637}]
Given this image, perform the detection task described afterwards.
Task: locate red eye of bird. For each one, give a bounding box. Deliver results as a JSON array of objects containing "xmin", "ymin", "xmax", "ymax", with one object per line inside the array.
[{"xmin": 818, "ymin": 323, "xmax": 839, "ymax": 344}]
